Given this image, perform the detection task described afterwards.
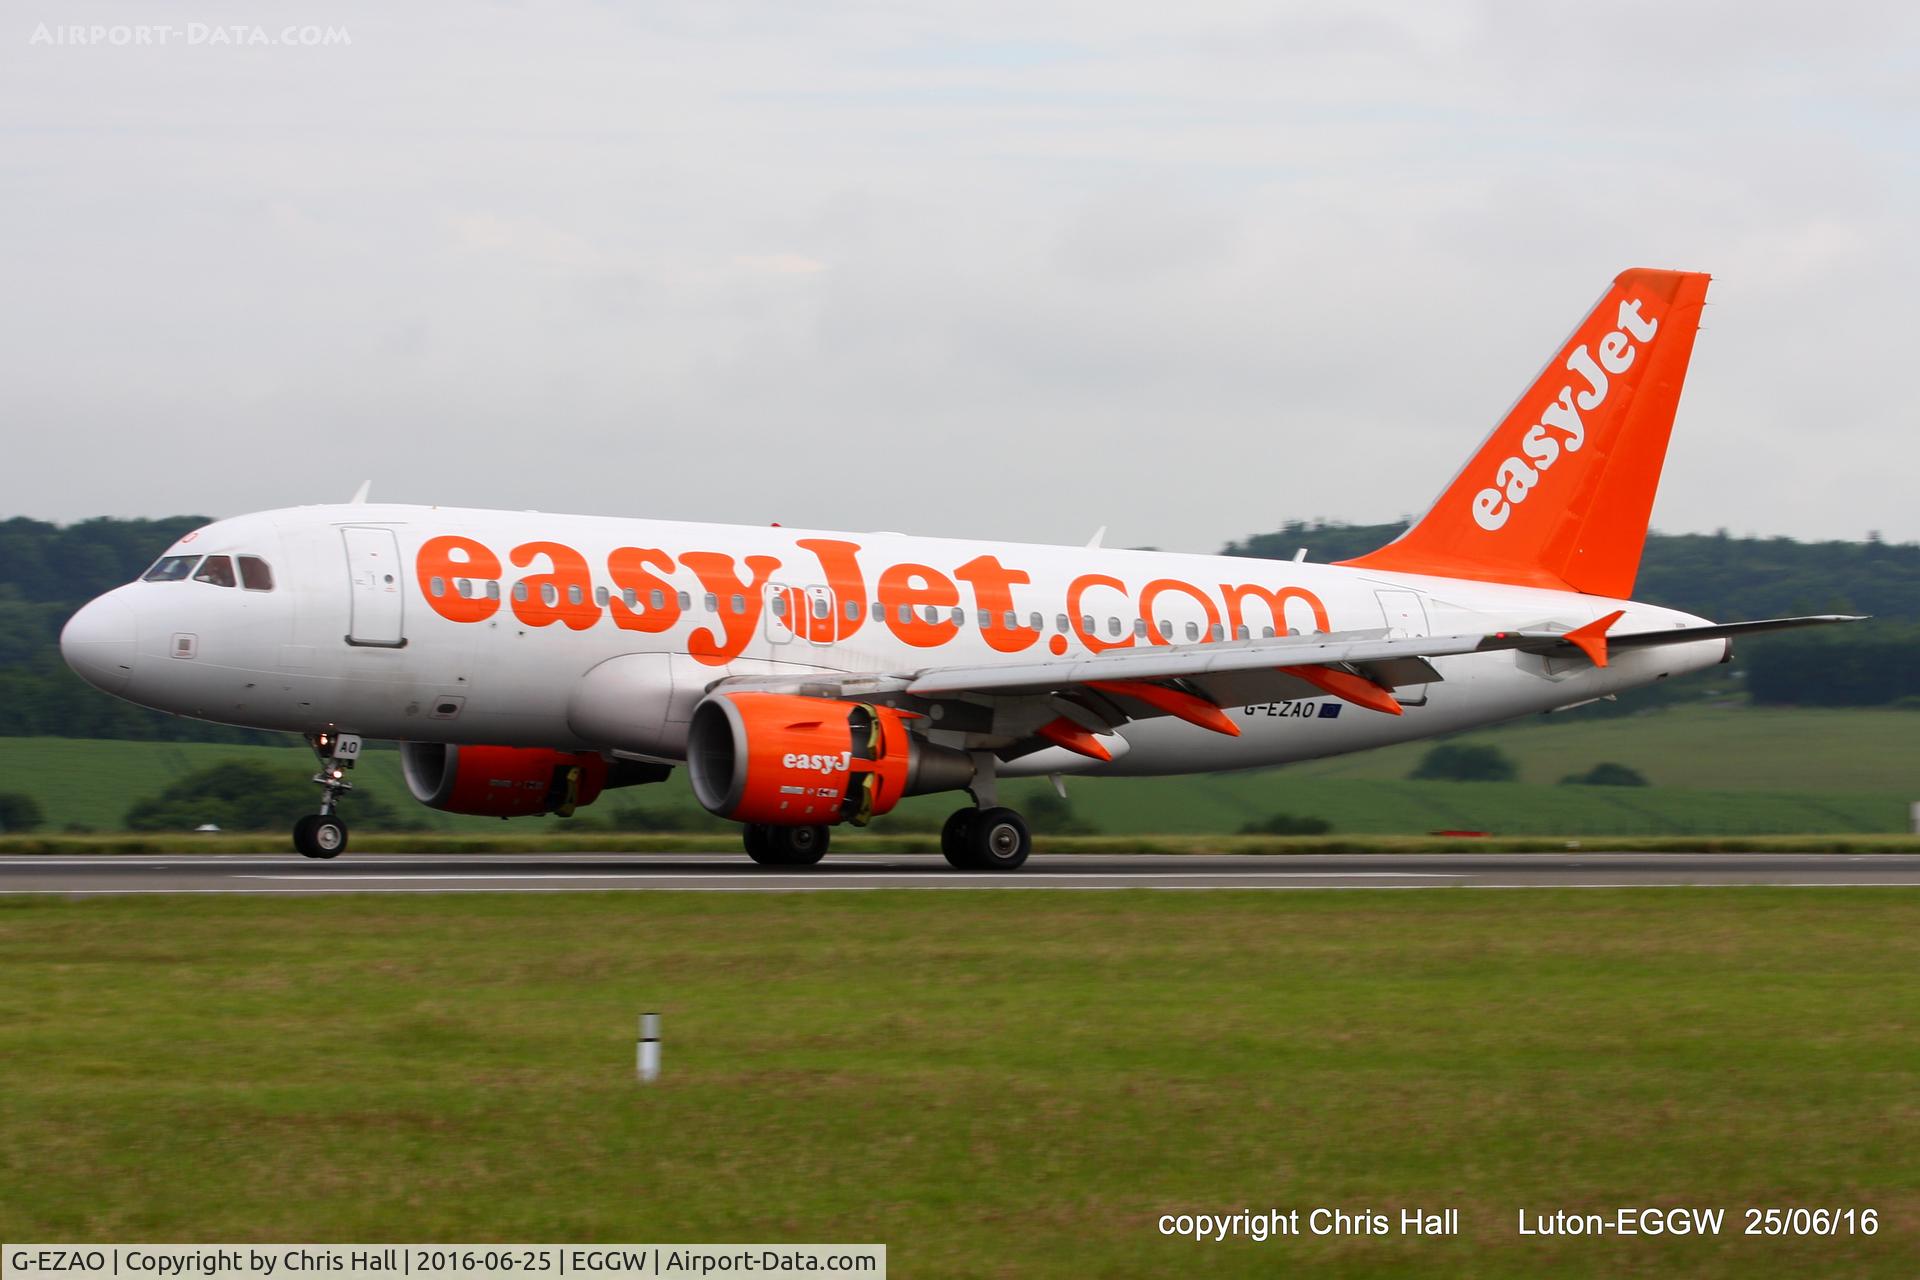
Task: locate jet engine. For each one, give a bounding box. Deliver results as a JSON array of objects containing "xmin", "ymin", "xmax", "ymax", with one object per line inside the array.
[
  {"xmin": 400, "ymin": 742, "xmax": 668, "ymax": 818},
  {"xmin": 686, "ymin": 692, "xmax": 974, "ymax": 825}
]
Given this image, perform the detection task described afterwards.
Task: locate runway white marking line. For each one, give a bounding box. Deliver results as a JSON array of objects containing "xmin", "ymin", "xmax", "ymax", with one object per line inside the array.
[
  {"xmin": 2, "ymin": 882, "xmax": 1917, "ymax": 896},
  {"xmin": 238, "ymin": 871, "xmax": 1467, "ymax": 881}
]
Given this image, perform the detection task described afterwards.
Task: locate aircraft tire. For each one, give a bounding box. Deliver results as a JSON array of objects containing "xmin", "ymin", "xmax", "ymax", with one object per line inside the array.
[
  {"xmin": 294, "ymin": 814, "xmax": 347, "ymax": 859},
  {"xmin": 743, "ymin": 823, "xmax": 779, "ymax": 865},
  {"xmin": 769, "ymin": 824, "xmax": 829, "ymax": 866},
  {"xmin": 940, "ymin": 808, "xmax": 980, "ymax": 869},
  {"xmin": 967, "ymin": 807, "xmax": 1030, "ymax": 871}
]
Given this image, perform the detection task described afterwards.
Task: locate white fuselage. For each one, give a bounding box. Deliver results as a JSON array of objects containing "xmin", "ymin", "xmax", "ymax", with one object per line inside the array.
[{"xmin": 60, "ymin": 503, "xmax": 1726, "ymax": 779}]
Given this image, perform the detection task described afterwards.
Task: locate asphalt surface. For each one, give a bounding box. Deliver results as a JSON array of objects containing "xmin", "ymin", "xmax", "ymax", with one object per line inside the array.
[{"xmin": 1, "ymin": 852, "xmax": 1918, "ymax": 894}]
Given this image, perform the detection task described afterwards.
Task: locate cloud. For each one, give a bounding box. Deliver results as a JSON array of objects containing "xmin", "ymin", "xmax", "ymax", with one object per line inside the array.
[{"xmin": 2, "ymin": 0, "xmax": 1915, "ymax": 551}]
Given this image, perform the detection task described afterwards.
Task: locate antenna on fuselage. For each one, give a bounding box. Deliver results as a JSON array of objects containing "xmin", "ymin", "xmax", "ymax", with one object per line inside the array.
[
  {"xmin": 1086, "ymin": 526, "xmax": 1106, "ymax": 549},
  {"xmin": 348, "ymin": 479, "xmax": 371, "ymax": 505}
]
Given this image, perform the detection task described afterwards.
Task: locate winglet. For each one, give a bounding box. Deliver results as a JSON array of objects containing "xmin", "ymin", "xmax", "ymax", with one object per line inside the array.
[
  {"xmin": 1564, "ymin": 609, "xmax": 1625, "ymax": 667},
  {"xmin": 349, "ymin": 479, "xmax": 372, "ymax": 505}
]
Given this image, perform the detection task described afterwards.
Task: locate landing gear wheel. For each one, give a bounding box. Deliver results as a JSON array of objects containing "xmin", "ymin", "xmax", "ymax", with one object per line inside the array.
[
  {"xmin": 293, "ymin": 814, "xmax": 347, "ymax": 859},
  {"xmin": 743, "ymin": 823, "xmax": 778, "ymax": 865},
  {"xmin": 941, "ymin": 808, "xmax": 979, "ymax": 869},
  {"xmin": 769, "ymin": 824, "xmax": 830, "ymax": 866},
  {"xmin": 967, "ymin": 807, "xmax": 1029, "ymax": 871}
]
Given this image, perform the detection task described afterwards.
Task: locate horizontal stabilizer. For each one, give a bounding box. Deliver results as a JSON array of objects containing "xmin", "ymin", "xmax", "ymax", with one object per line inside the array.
[{"xmin": 1486, "ymin": 614, "xmax": 1866, "ymax": 664}]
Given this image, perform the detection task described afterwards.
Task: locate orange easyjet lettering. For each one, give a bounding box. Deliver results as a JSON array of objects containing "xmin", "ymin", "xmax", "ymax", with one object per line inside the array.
[
  {"xmin": 681, "ymin": 551, "xmax": 781, "ymax": 664},
  {"xmin": 955, "ymin": 554, "xmax": 1040, "ymax": 654},
  {"xmin": 412, "ymin": 535, "xmax": 1332, "ymax": 665},
  {"xmin": 510, "ymin": 541, "xmax": 601, "ymax": 631},
  {"xmin": 1139, "ymin": 579, "xmax": 1221, "ymax": 646},
  {"xmin": 606, "ymin": 547, "xmax": 681, "ymax": 634},
  {"xmin": 876, "ymin": 563, "xmax": 960, "ymax": 648},
  {"xmin": 418, "ymin": 535, "xmax": 501, "ymax": 624}
]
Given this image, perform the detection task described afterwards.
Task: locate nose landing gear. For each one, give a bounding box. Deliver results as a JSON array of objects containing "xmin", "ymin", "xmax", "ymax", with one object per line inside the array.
[{"xmin": 295, "ymin": 732, "xmax": 361, "ymax": 859}]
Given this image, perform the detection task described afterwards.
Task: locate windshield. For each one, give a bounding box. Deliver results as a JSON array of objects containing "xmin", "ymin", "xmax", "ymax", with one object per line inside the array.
[
  {"xmin": 192, "ymin": 555, "xmax": 237, "ymax": 587},
  {"xmin": 142, "ymin": 555, "xmax": 200, "ymax": 582}
]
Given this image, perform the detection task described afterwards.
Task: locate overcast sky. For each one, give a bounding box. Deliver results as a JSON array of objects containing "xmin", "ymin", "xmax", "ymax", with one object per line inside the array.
[{"xmin": 3, "ymin": 2, "xmax": 1916, "ymax": 552}]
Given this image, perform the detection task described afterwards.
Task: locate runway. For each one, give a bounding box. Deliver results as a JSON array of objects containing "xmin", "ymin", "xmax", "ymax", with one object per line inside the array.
[{"xmin": 2, "ymin": 852, "xmax": 1918, "ymax": 894}]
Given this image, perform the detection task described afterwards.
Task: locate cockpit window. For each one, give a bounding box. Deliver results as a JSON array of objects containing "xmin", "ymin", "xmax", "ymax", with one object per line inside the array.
[
  {"xmin": 238, "ymin": 556, "xmax": 274, "ymax": 591},
  {"xmin": 192, "ymin": 555, "xmax": 237, "ymax": 588},
  {"xmin": 142, "ymin": 555, "xmax": 200, "ymax": 582}
]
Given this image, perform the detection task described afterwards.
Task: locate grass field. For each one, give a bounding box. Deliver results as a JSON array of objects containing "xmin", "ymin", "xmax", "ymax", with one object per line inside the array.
[
  {"xmin": 5, "ymin": 704, "xmax": 1918, "ymax": 836},
  {"xmin": 0, "ymin": 890, "xmax": 1914, "ymax": 1276}
]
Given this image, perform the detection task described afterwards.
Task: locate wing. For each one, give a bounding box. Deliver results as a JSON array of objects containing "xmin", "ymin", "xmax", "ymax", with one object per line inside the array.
[{"xmin": 710, "ymin": 614, "xmax": 1863, "ymax": 760}]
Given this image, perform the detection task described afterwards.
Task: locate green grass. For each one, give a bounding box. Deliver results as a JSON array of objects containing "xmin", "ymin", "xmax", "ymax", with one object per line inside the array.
[
  {"xmin": 0, "ymin": 890, "xmax": 1915, "ymax": 1276},
  {"xmin": 4, "ymin": 703, "xmax": 1919, "ymax": 836}
]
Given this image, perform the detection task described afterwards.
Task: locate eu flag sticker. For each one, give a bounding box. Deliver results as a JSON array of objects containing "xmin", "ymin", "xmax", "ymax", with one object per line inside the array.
[{"xmin": 1318, "ymin": 703, "xmax": 1342, "ymax": 719}]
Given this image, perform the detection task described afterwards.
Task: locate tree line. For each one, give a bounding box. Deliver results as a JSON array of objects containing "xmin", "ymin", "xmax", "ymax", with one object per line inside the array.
[{"xmin": 0, "ymin": 513, "xmax": 1913, "ymax": 742}]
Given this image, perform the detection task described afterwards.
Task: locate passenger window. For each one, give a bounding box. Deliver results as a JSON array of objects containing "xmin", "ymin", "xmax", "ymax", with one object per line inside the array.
[
  {"xmin": 1158, "ymin": 620, "xmax": 1172, "ymax": 640},
  {"xmin": 1030, "ymin": 612, "xmax": 1044, "ymax": 631},
  {"xmin": 650, "ymin": 589, "xmax": 665, "ymax": 610},
  {"xmin": 978, "ymin": 610, "xmax": 992, "ymax": 628},
  {"xmin": 897, "ymin": 604, "xmax": 911, "ymax": 624},
  {"xmin": 542, "ymin": 584, "xmax": 559, "ymax": 607},
  {"xmin": 1230, "ymin": 625, "xmax": 1245, "ymax": 641},
  {"xmin": 487, "ymin": 581, "xmax": 500, "ymax": 600},
  {"xmin": 730, "ymin": 594, "xmax": 746, "ymax": 615},
  {"xmin": 1002, "ymin": 611, "xmax": 1016, "ymax": 630},
  {"xmin": 1133, "ymin": 619, "xmax": 1148, "ymax": 638},
  {"xmin": 142, "ymin": 555, "xmax": 201, "ymax": 583},
  {"xmin": 813, "ymin": 597, "xmax": 830, "ymax": 619},
  {"xmin": 193, "ymin": 555, "xmax": 237, "ymax": 588},
  {"xmin": 238, "ymin": 556, "xmax": 274, "ymax": 591},
  {"xmin": 950, "ymin": 607, "xmax": 964, "ymax": 625},
  {"xmin": 429, "ymin": 576, "xmax": 447, "ymax": 597},
  {"xmin": 771, "ymin": 595, "xmax": 788, "ymax": 618},
  {"xmin": 1056, "ymin": 614, "xmax": 1069, "ymax": 634},
  {"xmin": 567, "ymin": 585, "xmax": 583, "ymax": 606},
  {"xmin": 845, "ymin": 600, "xmax": 860, "ymax": 621},
  {"xmin": 704, "ymin": 593, "xmax": 719, "ymax": 612},
  {"xmin": 923, "ymin": 605, "xmax": 939, "ymax": 624},
  {"xmin": 593, "ymin": 586, "xmax": 608, "ymax": 608},
  {"xmin": 1107, "ymin": 617, "xmax": 1121, "ymax": 637},
  {"xmin": 513, "ymin": 582, "xmax": 529, "ymax": 602},
  {"xmin": 1185, "ymin": 621, "xmax": 1200, "ymax": 641},
  {"xmin": 677, "ymin": 591, "xmax": 691, "ymax": 610},
  {"xmin": 1082, "ymin": 614, "xmax": 1095, "ymax": 634}
]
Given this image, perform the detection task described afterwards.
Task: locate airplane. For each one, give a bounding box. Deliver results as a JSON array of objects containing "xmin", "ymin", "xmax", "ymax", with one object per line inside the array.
[{"xmin": 59, "ymin": 267, "xmax": 1858, "ymax": 866}]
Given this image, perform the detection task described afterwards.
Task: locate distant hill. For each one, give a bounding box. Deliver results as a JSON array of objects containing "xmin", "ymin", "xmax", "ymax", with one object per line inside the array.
[
  {"xmin": 1226, "ymin": 521, "xmax": 1920, "ymax": 624},
  {"xmin": 1229, "ymin": 521, "xmax": 1920, "ymax": 708},
  {"xmin": 1, "ymin": 514, "xmax": 1913, "ymax": 741}
]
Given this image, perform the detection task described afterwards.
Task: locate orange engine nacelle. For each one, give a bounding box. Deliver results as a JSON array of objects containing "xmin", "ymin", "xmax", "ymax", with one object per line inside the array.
[
  {"xmin": 401, "ymin": 743, "xmax": 620, "ymax": 818},
  {"xmin": 686, "ymin": 693, "xmax": 974, "ymax": 826}
]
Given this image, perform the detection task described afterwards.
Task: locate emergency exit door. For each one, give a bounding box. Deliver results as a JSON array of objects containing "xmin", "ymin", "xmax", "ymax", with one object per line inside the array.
[{"xmin": 342, "ymin": 527, "xmax": 406, "ymax": 647}]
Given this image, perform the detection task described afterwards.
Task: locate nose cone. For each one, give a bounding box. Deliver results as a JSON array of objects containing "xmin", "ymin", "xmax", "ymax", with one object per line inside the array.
[{"xmin": 61, "ymin": 593, "xmax": 138, "ymax": 695}]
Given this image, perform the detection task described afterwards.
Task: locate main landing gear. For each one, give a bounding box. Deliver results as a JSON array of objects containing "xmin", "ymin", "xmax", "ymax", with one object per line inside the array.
[
  {"xmin": 743, "ymin": 822, "xmax": 830, "ymax": 866},
  {"xmin": 940, "ymin": 806, "xmax": 1031, "ymax": 871},
  {"xmin": 295, "ymin": 731, "xmax": 361, "ymax": 859}
]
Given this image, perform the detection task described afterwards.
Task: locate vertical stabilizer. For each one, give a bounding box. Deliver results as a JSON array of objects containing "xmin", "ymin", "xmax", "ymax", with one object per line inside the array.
[{"xmin": 1339, "ymin": 268, "xmax": 1710, "ymax": 598}]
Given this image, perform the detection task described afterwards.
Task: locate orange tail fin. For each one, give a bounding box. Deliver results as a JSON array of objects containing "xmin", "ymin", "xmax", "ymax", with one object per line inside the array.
[{"xmin": 1339, "ymin": 268, "xmax": 1710, "ymax": 598}]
